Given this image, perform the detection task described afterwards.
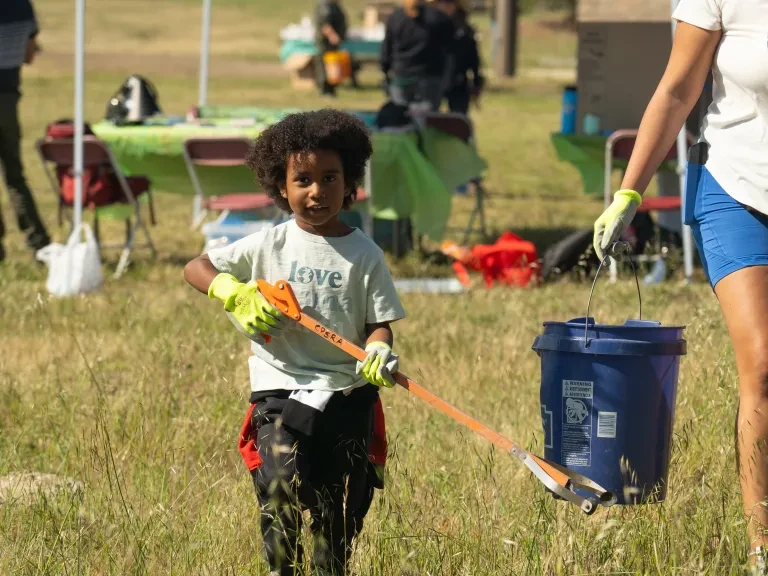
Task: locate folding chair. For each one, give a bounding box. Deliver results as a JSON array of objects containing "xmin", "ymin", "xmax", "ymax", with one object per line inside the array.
[
  {"xmin": 182, "ymin": 137, "xmax": 278, "ymax": 229},
  {"xmin": 416, "ymin": 111, "xmax": 489, "ymax": 244},
  {"xmin": 604, "ymin": 129, "xmax": 696, "ymax": 282},
  {"xmin": 36, "ymin": 136, "xmax": 157, "ymax": 279}
]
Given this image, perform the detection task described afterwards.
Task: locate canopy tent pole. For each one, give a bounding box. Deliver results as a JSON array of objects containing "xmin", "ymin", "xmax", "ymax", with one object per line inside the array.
[
  {"xmin": 73, "ymin": 0, "xmax": 85, "ymax": 232},
  {"xmin": 198, "ymin": 0, "xmax": 212, "ymax": 107},
  {"xmin": 670, "ymin": 0, "xmax": 695, "ymax": 282}
]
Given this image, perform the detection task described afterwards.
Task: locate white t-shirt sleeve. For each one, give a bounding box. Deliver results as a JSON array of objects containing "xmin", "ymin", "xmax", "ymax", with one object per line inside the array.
[
  {"xmin": 365, "ymin": 255, "xmax": 406, "ymax": 325},
  {"xmin": 672, "ymin": 0, "xmax": 722, "ymax": 31},
  {"xmin": 206, "ymin": 230, "xmax": 267, "ymax": 282}
]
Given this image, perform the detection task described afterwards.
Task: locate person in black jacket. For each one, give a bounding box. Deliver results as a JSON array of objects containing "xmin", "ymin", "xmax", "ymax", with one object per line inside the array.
[
  {"xmin": 0, "ymin": 0, "xmax": 50, "ymax": 262},
  {"xmin": 380, "ymin": 0, "xmax": 455, "ymax": 112},
  {"xmin": 314, "ymin": 0, "xmax": 348, "ymax": 97},
  {"xmin": 439, "ymin": 1, "xmax": 484, "ymax": 115}
]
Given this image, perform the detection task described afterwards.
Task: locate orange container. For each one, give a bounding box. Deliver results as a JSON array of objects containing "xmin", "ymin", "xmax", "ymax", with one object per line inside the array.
[{"xmin": 323, "ymin": 51, "xmax": 352, "ymax": 85}]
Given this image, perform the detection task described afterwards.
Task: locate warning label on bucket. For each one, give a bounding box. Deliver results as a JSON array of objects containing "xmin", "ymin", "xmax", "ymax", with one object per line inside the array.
[{"xmin": 562, "ymin": 380, "xmax": 593, "ymax": 466}]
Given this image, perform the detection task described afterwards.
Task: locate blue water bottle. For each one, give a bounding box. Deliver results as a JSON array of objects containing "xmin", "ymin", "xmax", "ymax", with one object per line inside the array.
[{"xmin": 561, "ymin": 85, "xmax": 577, "ymax": 134}]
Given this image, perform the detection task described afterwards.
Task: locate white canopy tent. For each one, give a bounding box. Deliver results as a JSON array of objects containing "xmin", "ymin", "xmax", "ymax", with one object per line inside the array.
[
  {"xmin": 70, "ymin": 0, "xmax": 211, "ymax": 235},
  {"xmin": 198, "ymin": 0, "xmax": 212, "ymax": 107},
  {"xmin": 71, "ymin": 0, "xmax": 694, "ymax": 281},
  {"xmin": 71, "ymin": 0, "xmax": 85, "ymax": 234}
]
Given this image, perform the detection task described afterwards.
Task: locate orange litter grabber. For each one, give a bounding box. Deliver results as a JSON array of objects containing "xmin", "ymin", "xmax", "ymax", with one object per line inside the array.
[{"xmin": 256, "ymin": 279, "xmax": 617, "ymax": 515}]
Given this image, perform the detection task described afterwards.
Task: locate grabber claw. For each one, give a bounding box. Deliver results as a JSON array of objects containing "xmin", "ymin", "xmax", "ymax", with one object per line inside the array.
[
  {"xmin": 255, "ymin": 279, "xmax": 616, "ymax": 515},
  {"xmin": 510, "ymin": 448, "xmax": 616, "ymax": 514}
]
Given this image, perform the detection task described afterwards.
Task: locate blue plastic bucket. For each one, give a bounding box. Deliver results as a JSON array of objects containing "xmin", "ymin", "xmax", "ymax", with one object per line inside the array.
[
  {"xmin": 533, "ymin": 317, "xmax": 686, "ymax": 505},
  {"xmin": 532, "ymin": 252, "xmax": 686, "ymax": 506}
]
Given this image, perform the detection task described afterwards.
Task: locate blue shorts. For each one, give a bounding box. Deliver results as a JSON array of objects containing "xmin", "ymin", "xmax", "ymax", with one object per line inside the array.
[{"xmin": 684, "ymin": 163, "xmax": 768, "ymax": 289}]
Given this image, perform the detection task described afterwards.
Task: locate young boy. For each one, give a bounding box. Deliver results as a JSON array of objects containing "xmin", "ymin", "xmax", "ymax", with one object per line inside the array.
[{"xmin": 184, "ymin": 109, "xmax": 406, "ymax": 576}]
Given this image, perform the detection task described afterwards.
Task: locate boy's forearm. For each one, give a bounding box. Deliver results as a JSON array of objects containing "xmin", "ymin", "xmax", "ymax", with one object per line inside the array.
[
  {"xmin": 365, "ymin": 323, "xmax": 393, "ymax": 347},
  {"xmin": 184, "ymin": 254, "xmax": 221, "ymax": 295}
]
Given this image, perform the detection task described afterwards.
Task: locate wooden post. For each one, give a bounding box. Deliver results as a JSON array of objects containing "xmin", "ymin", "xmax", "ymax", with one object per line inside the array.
[{"xmin": 494, "ymin": 0, "xmax": 518, "ymax": 78}]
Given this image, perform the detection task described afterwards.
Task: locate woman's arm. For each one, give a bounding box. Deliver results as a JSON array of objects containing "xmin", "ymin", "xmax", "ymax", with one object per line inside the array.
[{"xmin": 621, "ymin": 22, "xmax": 721, "ymax": 194}]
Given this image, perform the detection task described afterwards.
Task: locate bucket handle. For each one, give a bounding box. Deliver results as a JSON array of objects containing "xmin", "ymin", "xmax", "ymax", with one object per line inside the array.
[{"xmin": 584, "ymin": 241, "xmax": 642, "ymax": 348}]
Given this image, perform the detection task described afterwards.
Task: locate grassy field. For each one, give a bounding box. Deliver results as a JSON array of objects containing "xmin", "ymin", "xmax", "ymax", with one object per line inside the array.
[{"xmin": 0, "ymin": 1, "xmax": 750, "ymax": 574}]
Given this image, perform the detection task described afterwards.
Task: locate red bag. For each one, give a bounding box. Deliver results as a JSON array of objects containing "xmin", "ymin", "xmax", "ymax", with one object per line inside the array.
[
  {"xmin": 45, "ymin": 120, "xmax": 116, "ymax": 208},
  {"xmin": 369, "ymin": 397, "xmax": 388, "ymax": 467},
  {"xmin": 237, "ymin": 397, "xmax": 389, "ymax": 474},
  {"xmin": 444, "ymin": 232, "xmax": 540, "ymax": 288},
  {"xmin": 238, "ymin": 403, "xmax": 264, "ymax": 472}
]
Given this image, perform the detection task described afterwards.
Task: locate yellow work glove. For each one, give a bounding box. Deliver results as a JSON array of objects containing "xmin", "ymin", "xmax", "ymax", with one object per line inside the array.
[
  {"xmin": 208, "ymin": 273, "xmax": 283, "ymax": 338},
  {"xmin": 356, "ymin": 342, "xmax": 399, "ymax": 388},
  {"xmin": 593, "ymin": 190, "xmax": 642, "ymax": 262}
]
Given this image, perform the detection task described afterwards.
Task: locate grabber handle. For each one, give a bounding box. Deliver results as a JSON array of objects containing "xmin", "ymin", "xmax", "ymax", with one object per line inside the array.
[{"xmin": 255, "ymin": 279, "xmax": 615, "ymax": 514}]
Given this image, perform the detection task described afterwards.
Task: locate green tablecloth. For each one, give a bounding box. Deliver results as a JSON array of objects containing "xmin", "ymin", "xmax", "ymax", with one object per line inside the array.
[
  {"xmin": 91, "ymin": 118, "xmax": 486, "ymax": 241},
  {"xmin": 196, "ymin": 106, "xmax": 298, "ymax": 124},
  {"xmin": 195, "ymin": 105, "xmax": 379, "ymax": 130},
  {"xmin": 280, "ymin": 39, "xmax": 381, "ymax": 63},
  {"xmin": 551, "ymin": 133, "xmax": 678, "ymax": 195}
]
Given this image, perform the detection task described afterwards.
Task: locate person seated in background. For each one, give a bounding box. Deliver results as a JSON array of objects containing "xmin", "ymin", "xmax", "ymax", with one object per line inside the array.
[
  {"xmin": 438, "ymin": 0, "xmax": 484, "ymax": 115},
  {"xmin": 314, "ymin": 0, "xmax": 349, "ymax": 98},
  {"xmin": 380, "ymin": 0, "xmax": 455, "ymax": 112}
]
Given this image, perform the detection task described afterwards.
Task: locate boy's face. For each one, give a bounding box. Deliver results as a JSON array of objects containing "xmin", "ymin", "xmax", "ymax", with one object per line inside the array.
[{"xmin": 280, "ymin": 149, "xmax": 351, "ymax": 236}]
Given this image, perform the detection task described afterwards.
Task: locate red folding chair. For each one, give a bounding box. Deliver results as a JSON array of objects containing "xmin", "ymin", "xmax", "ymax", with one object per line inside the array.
[
  {"xmin": 182, "ymin": 137, "xmax": 278, "ymax": 229},
  {"xmin": 604, "ymin": 129, "xmax": 696, "ymax": 281},
  {"xmin": 416, "ymin": 111, "xmax": 489, "ymax": 244},
  {"xmin": 36, "ymin": 136, "xmax": 157, "ymax": 278}
]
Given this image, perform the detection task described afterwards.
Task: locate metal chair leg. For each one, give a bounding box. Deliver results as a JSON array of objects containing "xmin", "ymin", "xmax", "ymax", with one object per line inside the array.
[
  {"xmin": 462, "ymin": 209, "xmax": 477, "ymax": 246},
  {"xmin": 114, "ymin": 218, "xmax": 136, "ymax": 279},
  {"xmin": 93, "ymin": 213, "xmax": 101, "ymax": 247},
  {"xmin": 140, "ymin": 219, "xmax": 157, "ymax": 259},
  {"xmin": 476, "ymin": 182, "xmax": 488, "ymax": 241},
  {"xmin": 461, "ymin": 181, "xmax": 488, "ymax": 245}
]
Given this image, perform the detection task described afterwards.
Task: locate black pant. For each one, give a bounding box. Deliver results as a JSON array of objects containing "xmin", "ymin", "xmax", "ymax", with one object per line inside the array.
[
  {"xmin": 388, "ymin": 77, "xmax": 443, "ymax": 113},
  {"xmin": 250, "ymin": 389, "xmax": 376, "ymax": 575},
  {"xmin": 0, "ymin": 92, "xmax": 50, "ymax": 254},
  {"xmin": 446, "ymin": 83, "xmax": 471, "ymax": 115}
]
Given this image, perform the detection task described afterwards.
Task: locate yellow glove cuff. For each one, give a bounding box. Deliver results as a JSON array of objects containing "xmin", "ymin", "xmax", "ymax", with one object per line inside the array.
[
  {"xmin": 615, "ymin": 189, "xmax": 643, "ymax": 206},
  {"xmin": 365, "ymin": 341, "xmax": 391, "ymax": 352},
  {"xmin": 208, "ymin": 273, "xmax": 240, "ymax": 305}
]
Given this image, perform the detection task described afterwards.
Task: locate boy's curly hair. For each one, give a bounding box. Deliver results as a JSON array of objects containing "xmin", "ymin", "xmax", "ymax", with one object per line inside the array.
[{"xmin": 246, "ymin": 109, "xmax": 373, "ymax": 213}]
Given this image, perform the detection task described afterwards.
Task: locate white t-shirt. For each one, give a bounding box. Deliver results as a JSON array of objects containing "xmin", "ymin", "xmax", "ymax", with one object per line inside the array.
[
  {"xmin": 207, "ymin": 220, "xmax": 406, "ymax": 393},
  {"xmin": 673, "ymin": 0, "xmax": 768, "ymax": 214}
]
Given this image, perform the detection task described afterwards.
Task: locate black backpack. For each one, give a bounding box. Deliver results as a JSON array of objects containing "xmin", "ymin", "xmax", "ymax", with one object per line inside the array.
[
  {"xmin": 105, "ymin": 75, "xmax": 161, "ymax": 126},
  {"xmin": 540, "ymin": 213, "xmax": 657, "ymax": 282},
  {"xmin": 540, "ymin": 229, "xmax": 596, "ymax": 282}
]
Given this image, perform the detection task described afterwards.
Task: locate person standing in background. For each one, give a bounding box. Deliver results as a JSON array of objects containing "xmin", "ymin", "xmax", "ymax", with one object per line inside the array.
[
  {"xmin": 0, "ymin": 0, "xmax": 50, "ymax": 263},
  {"xmin": 314, "ymin": 0, "xmax": 349, "ymax": 98},
  {"xmin": 439, "ymin": 0, "xmax": 484, "ymax": 115},
  {"xmin": 380, "ymin": 0, "xmax": 455, "ymax": 112}
]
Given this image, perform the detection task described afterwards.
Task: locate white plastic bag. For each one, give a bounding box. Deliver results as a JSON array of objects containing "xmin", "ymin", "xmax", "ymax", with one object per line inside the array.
[{"xmin": 36, "ymin": 223, "xmax": 103, "ymax": 297}]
